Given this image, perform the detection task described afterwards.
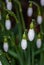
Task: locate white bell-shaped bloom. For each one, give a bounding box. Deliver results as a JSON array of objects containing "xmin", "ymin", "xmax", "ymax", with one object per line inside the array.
[
  {"xmin": 5, "ymin": 19, "xmax": 11, "ymax": 30},
  {"xmin": 40, "ymin": 0, "xmax": 44, "ymax": 6},
  {"xmin": 28, "ymin": 29, "xmax": 35, "ymax": 41},
  {"xmin": 7, "ymin": 2, "xmax": 12, "ymax": 10},
  {"xmin": 37, "ymin": 16, "xmax": 42, "ymax": 24},
  {"xmin": 21, "ymin": 39, "xmax": 27, "ymax": 50},
  {"xmin": 36, "ymin": 39, "xmax": 42, "ymax": 48},
  {"xmin": 27, "ymin": 7, "xmax": 33, "ymax": 17},
  {"xmin": 3, "ymin": 42, "xmax": 9, "ymax": 52},
  {"xmin": 0, "ymin": 61, "xmax": 2, "ymax": 65}
]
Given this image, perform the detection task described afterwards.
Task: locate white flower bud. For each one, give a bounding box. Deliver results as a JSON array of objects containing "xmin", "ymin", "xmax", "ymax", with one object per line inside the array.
[
  {"xmin": 3, "ymin": 42, "xmax": 9, "ymax": 52},
  {"xmin": 5, "ymin": 20, "xmax": 11, "ymax": 30},
  {"xmin": 0, "ymin": 61, "xmax": 2, "ymax": 65},
  {"xmin": 7, "ymin": 2, "xmax": 12, "ymax": 10},
  {"xmin": 27, "ymin": 7, "xmax": 33, "ymax": 17},
  {"xmin": 36, "ymin": 39, "xmax": 42, "ymax": 48},
  {"xmin": 21, "ymin": 39, "xmax": 27, "ymax": 50},
  {"xmin": 40, "ymin": 0, "xmax": 44, "ymax": 6},
  {"xmin": 37, "ymin": 16, "xmax": 42, "ymax": 24},
  {"xmin": 28, "ymin": 29, "xmax": 35, "ymax": 41}
]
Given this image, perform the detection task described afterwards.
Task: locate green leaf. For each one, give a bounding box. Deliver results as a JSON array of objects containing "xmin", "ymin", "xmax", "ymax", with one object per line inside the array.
[
  {"xmin": 8, "ymin": 50, "xmax": 18, "ymax": 59},
  {"xmin": 0, "ymin": 54, "xmax": 10, "ymax": 65}
]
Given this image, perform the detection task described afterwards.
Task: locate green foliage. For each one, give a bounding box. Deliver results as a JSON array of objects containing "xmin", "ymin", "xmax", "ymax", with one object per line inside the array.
[{"xmin": 0, "ymin": 0, "xmax": 44, "ymax": 65}]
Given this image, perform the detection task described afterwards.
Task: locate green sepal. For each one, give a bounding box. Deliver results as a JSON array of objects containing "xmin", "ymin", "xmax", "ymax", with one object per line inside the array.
[
  {"xmin": 30, "ymin": 19, "xmax": 35, "ymax": 29},
  {"xmin": 38, "ymin": 7, "xmax": 41, "ymax": 16},
  {"xmin": 22, "ymin": 32, "xmax": 26, "ymax": 39},
  {"xmin": 4, "ymin": 36, "xmax": 7, "ymax": 42},
  {"xmin": 37, "ymin": 33, "xmax": 41, "ymax": 39},
  {"xmin": 6, "ymin": 14, "xmax": 9, "ymax": 20},
  {"xmin": 29, "ymin": 3, "xmax": 32, "ymax": 8}
]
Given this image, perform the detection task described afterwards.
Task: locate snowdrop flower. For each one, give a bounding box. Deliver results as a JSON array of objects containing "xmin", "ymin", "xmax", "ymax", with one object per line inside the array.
[
  {"xmin": 3, "ymin": 37, "xmax": 9, "ymax": 52},
  {"xmin": 36, "ymin": 38, "xmax": 42, "ymax": 48},
  {"xmin": 27, "ymin": 7, "xmax": 33, "ymax": 17},
  {"xmin": 40, "ymin": 0, "xmax": 44, "ymax": 6},
  {"xmin": 28, "ymin": 21, "xmax": 35, "ymax": 41},
  {"xmin": 5, "ymin": 14, "xmax": 11, "ymax": 30},
  {"xmin": 0, "ymin": 61, "xmax": 2, "ymax": 65},
  {"xmin": 21, "ymin": 39, "xmax": 27, "ymax": 50},
  {"xmin": 28, "ymin": 29, "xmax": 35, "ymax": 41},
  {"xmin": 7, "ymin": 2, "xmax": 12, "ymax": 10},
  {"xmin": 37, "ymin": 16, "xmax": 42, "ymax": 24},
  {"xmin": 3, "ymin": 42, "xmax": 9, "ymax": 52},
  {"xmin": 21, "ymin": 32, "xmax": 27, "ymax": 50},
  {"xmin": 36, "ymin": 34, "xmax": 42, "ymax": 48},
  {"xmin": 27, "ymin": 3, "xmax": 33, "ymax": 17},
  {"xmin": 5, "ymin": 19, "xmax": 11, "ymax": 30}
]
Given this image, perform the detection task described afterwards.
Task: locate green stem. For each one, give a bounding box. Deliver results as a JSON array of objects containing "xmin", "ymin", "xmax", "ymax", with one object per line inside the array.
[
  {"xmin": 27, "ymin": 41, "xmax": 31, "ymax": 65},
  {"xmin": 31, "ymin": 42, "xmax": 34, "ymax": 65},
  {"xmin": 29, "ymin": 1, "xmax": 40, "ymax": 8},
  {"xmin": 14, "ymin": 0, "xmax": 26, "ymax": 31},
  {"xmin": 32, "ymin": 48, "xmax": 34, "ymax": 65},
  {"xmin": 8, "ymin": 50, "xmax": 18, "ymax": 59},
  {"xmin": 14, "ymin": 2, "xmax": 24, "ymax": 65},
  {"xmin": 14, "ymin": 3, "xmax": 22, "ymax": 42},
  {"xmin": 4, "ymin": 9, "xmax": 18, "ymax": 23},
  {"xmin": 0, "ymin": 23, "xmax": 4, "ymax": 31},
  {"xmin": 40, "ymin": 52, "xmax": 43, "ymax": 65},
  {"xmin": 40, "ymin": 25, "xmax": 44, "ymax": 36}
]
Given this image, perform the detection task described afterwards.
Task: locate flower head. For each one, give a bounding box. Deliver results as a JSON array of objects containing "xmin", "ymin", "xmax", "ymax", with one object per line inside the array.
[
  {"xmin": 21, "ymin": 39, "xmax": 27, "ymax": 50},
  {"xmin": 28, "ymin": 29, "xmax": 35, "ymax": 41},
  {"xmin": 36, "ymin": 39, "xmax": 42, "ymax": 48},
  {"xmin": 37, "ymin": 16, "xmax": 42, "ymax": 24},
  {"xmin": 27, "ymin": 3, "xmax": 33, "ymax": 17},
  {"xmin": 5, "ymin": 14, "xmax": 11, "ymax": 30},
  {"xmin": 3, "ymin": 42, "xmax": 9, "ymax": 52},
  {"xmin": 28, "ymin": 21, "xmax": 35, "ymax": 41},
  {"xmin": 3, "ymin": 37, "xmax": 9, "ymax": 52},
  {"xmin": 21, "ymin": 32, "xmax": 27, "ymax": 50},
  {"xmin": 36, "ymin": 34, "xmax": 42, "ymax": 48}
]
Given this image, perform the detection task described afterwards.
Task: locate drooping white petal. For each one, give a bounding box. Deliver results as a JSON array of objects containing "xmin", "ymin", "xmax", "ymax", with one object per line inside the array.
[
  {"xmin": 27, "ymin": 7, "xmax": 33, "ymax": 17},
  {"xmin": 3, "ymin": 42, "xmax": 9, "ymax": 52},
  {"xmin": 37, "ymin": 16, "xmax": 42, "ymax": 24},
  {"xmin": 28, "ymin": 29, "xmax": 35, "ymax": 41},
  {"xmin": 5, "ymin": 20, "xmax": 11, "ymax": 30},
  {"xmin": 7, "ymin": 2, "xmax": 12, "ymax": 10},
  {"xmin": 21, "ymin": 39, "xmax": 27, "ymax": 50},
  {"xmin": 0, "ymin": 61, "xmax": 2, "ymax": 65},
  {"xmin": 36, "ymin": 39, "xmax": 42, "ymax": 48},
  {"xmin": 40, "ymin": 0, "xmax": 44, "ymax": 6}
]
